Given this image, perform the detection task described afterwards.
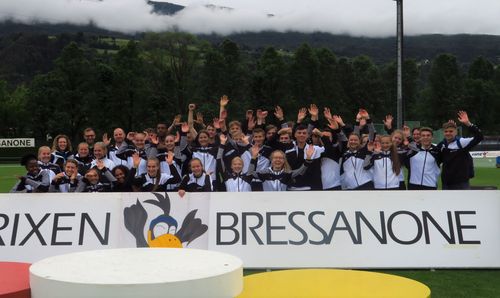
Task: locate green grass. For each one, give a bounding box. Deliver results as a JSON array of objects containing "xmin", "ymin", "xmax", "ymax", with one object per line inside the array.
[
  {"xmin": 2, "ymin": 163, "xmax": 499, "ymax": 297},
  {"xmin": 243, "ymin": 269, "xmax": 500, "ymax": 298},
  {"xmin": 0, "ymin": 164, "xmax": 25, "ymax": 192}
]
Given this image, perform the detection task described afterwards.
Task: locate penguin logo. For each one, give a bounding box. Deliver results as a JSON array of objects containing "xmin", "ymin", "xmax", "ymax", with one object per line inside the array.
[{"xmin": 124, "ymin": 192, "xmax": 208, "ymax": 248}]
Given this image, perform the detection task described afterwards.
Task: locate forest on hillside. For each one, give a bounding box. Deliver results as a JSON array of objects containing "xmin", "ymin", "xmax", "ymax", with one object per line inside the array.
[{"xmin": 1, "ymin": 31, "xmax": 500, "ymax": 142}]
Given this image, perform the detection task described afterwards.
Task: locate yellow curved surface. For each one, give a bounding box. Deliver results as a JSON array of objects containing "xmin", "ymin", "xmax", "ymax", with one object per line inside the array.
[
  {"xmin": 237, "ymin": 269, "xmax": 431, "ymax": 298},
  {"xmin": 147, "ymin": 231, "xmax": 182, "ymax": 248}
]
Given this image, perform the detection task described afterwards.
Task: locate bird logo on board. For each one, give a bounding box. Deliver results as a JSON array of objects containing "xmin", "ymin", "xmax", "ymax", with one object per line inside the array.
[{"xmin": 123, "ymin": 192, "xmax": 208, "ymax": 248}]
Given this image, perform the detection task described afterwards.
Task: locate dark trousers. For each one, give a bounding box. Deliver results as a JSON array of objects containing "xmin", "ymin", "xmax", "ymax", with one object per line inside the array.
[
  {"xmin": 408, "ymin": 183, "xmax": 438, "ymax": 190},
  {"xmin": 442, "ymin": 181, "xmax": 470, "ymax": 190}
]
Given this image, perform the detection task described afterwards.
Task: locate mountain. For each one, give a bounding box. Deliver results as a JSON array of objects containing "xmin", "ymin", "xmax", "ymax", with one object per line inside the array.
[{"xmin": 148, "ymin": 1, "xmax": 185, "ymax": 15}]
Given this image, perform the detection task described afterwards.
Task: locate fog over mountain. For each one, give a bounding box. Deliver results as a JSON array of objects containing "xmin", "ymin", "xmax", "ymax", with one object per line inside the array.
[{"xmin": 0, "ymin": 0, "xmax": 499, "ymax": 36}]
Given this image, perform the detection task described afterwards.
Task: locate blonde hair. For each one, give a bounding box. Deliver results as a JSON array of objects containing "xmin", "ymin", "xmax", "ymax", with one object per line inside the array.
[{"xmin": 270, "ymin": 150, "xmax": 291, "ymax": 173}]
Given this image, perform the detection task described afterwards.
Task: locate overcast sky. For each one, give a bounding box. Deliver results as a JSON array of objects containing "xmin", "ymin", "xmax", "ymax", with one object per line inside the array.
[{"xmin": 1, "ymin": 0, "xmax": 499, "ymax": 36}]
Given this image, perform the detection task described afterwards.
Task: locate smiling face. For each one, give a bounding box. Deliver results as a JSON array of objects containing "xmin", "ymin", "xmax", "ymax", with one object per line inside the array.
[
  {"xmin": 114, "ymin": 128, "xmax": 125, "ymax": 144},
  {"xmin": 85, "ymin": 169, "xmax": 100, "ymax": 185},
  {"xmin": 165, "ymin": 135, "xmax": 176, "ymax": 151},
  {"xmin": 38, "ymin": 147, "xmax": 51, "ymax": 163},
  {"xmin": 190, "ymin": 159, "xmax": 204, "ymax": 177},
  {"xmin": 133, "ymin": 133, "xmax": 146, "ymax": 149},
  {"xmin": 64, "ymin": 161, "xmax": 77, "ymax": 177},
  {"xmin": 93, "ymin": 144, "xmax": 106, "ymax": 160},
  {"xmin": 147, "ymin": 159, "xmax": 159, "ymax": 177},
  {"xmin": 206, "ymin": 125, "xmax": 216, "ymax": 138},
  {"xmin": 197, "ymin": 132, "xmax": 210, "ymax": 147},
  {"xmin": 391, "ymin": 131, "xmax": 403, "ymax": 146},
  {"xmin": 78, "ymin": 143, "xmax": 89, "ymax": 157},
  {"xmin": 270, "ymin": 151, "xmax": 286, "ymax": 171},
  {"xmin": 26, "ymin": 159, "xmax": 40, "ymax": 175},
  {"xmin": 114, "ymin": 168, "xmax": 126, "ymax": 184},
  {"xmin": 444, "ymin": 127, "xmax": 457, "ymax": 143},
  {"xmin": 57, "ymin": 137, "xmax": 68, "ymax": 151},
  {"xmin": 252, "ymin": 132, "xmax": 265, "ymax": 146},
  {"xmin": 279, "ymin": 133, "xmax": 291, "ymax": 144},
  {"xmin": 420, "ymin": 130, "xmax": 433, "ymax": 148},
  {"xmin": 294, "ymin": 128, "xmax": 308, "ymax": 144},
  {"xmin": 231, "ymin": 157, "xmax": 244, "ymax": 174},
  {"xmin": 380, "ymin": 136, "xmax": 392, "ymax": 151},
  {"xmin": 348, "ymin": 134, "xmax": 361, "ymax": 151}
]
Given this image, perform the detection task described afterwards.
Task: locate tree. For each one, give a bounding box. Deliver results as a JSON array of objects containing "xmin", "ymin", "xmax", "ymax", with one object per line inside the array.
[
  {"xmin": 289, "ymin": 44, "xmax": 319, "ymax": 110},
  {"xmin": 422, "ymin": 54, "xmax": 463, "ymax": 127},
  {"xmin": 252, "ymin": 47, "xmax": 288, "ymax": 110}
]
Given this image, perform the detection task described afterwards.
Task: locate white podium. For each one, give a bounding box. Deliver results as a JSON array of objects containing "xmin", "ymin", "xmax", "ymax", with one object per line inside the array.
[{"xmin": 30, "ymin": 248, "xmax": 243, "ymax": 298}]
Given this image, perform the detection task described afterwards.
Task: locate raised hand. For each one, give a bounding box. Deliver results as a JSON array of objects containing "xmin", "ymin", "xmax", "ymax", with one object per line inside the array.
[
  {"xmin": 247, "ymin": 115, "xmax": 256, "ymax": 131},
  {"xmin": 312, "ymin": 128, "xmax": 322, "ymax": 137},
  {"xmin": 53, "ymin": 172, "xmax": 65, "ymax": 182},
  {"xmin": 308, "ymin": 104, "xmax": 319, "ymax": 120},
  {"xmin": 195, "ymin": 112, "xmax": 204, "ymax": 126},
  {"xmin": 297, "ymin": 107, "xmax": 307, "ymax": 123},
  {"xmin": 173, "ymin": 114, "xmax": 182, "ymax": 126},
  {"xmin": 323, "ymin": 107, "xmax": 333, "ymax": 121},
  {"xmin": 333, "ymin": 115, "xmax": 345, "ymax": 127},
  {"xmin": 383, "ymin": 114, "xmax": 393, "ymax": 129},
  {"xmin": 132, "ymin": 152, "xmax": 141, "ymax": 169},
  {"xmin": 219, "ymin": 110, "xmax": 227, "ymax": 120},
  {"xmin": 246, "ymin": 110, "xmax": 254, "ymax": 120},
  {"xmin": 102, "ymin": 133, "xmax": 112, "ymax": 146},
  {"xmin": 181, "ymin": 122, "xmax": 190, "ymax": 133},
  {"xmin": 367, "ymin": 141, "xmax": 375, "ymax": 152},
  {"xmin": 327, "ymin": 118, "xmax": 339, "ymax": 130},
  {"xmin": 126, "ymin": 132, "xmax": 136, "ymax": 141},
  {"xmin": 188, "ymin": 103, "xmax": 196, "ymax": 111},
  {"xmin": 150, "ymin": 134, "xmax": 159, "ymax": 145},
  {"xmin": 166, "ymin": 151, "xmax": 174, "ymax": 165},
  {"xmin": 241, "ymin": 135, "xmax": 250, "ymax": 146},
  {"xmin": 274, "ymin": 106, "xmax": 284, "ymax": 121},
  {"xmin": 220, "ymin": 95, "xmax": 229, "ymax": 107},
  {"xmin": 306, "ymin": 145, "xmax": 315, "ymax": 160},
  {"xmin": 457, "ymin": 111, "xmax": 471, "ymax": 126},
  {"xmin": 213, "ymin": 118, "xmax": 221, "ymax": 129},
  {"xmin": 219, "ymin": 134, "xmax": 227, "ymax": 145},
  {"xmin": 257, "ymin": 110, "xmax": 268, "ymax": 120},
  {"xmin": 374, "ymin": 141, "xmax": 382, "ymax": 153}
]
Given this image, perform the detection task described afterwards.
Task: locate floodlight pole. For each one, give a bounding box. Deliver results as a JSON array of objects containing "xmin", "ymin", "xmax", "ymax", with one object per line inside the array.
[{"xmin": 395, "ymin": 0, "xmax": 404, "ymax": 129}]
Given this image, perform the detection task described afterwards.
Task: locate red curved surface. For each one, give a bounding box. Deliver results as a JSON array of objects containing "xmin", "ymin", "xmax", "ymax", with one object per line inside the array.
[{"xmin": 0, "ymin": 262, "xmax": 31, "ymax": 298}]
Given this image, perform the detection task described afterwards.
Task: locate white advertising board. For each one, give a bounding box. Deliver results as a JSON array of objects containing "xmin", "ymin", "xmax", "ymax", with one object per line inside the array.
[{"xmin": 1, "ymin": 191, "xmax": 499, "ymax": 268}]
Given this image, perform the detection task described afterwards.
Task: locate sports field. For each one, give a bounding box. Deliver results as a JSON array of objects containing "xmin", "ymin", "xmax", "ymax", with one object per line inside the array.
[{"xmin": 1, "ymin": 161, "xmax": 500, "ymax": 297}]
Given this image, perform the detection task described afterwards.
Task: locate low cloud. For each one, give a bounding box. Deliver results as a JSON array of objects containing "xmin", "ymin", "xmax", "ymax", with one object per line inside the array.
[{"xmin": 0, "ymin": 0, "xmax": 499, "ymax": 36}]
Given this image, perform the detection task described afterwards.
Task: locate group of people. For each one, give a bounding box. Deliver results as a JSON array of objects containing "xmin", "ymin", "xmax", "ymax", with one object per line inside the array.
[{"xmin": 11, "ymin": 96, "xmax": 483, "ymax": 195}]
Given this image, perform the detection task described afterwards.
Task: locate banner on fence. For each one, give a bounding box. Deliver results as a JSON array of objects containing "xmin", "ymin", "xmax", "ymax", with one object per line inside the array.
[{"xmin": 0, "ymin": 138, "xmax": 35, "ymax": 148}]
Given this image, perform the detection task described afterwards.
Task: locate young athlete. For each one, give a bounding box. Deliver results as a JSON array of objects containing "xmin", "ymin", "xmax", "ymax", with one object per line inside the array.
[
  {"xmin": 50, "ymin": 159, "xmax": 81, "ymax": 192},
  {"xmin": 37, "ymin": 146, "xmax": 61, "ymax": 181},
  {"xmin": 216, "ymin": 134, "xmax": 254, "ymax": 192},
  {"xmin": 11, "ymin": 154, "xmax": 50, "ymax": 193},
  {"xmin": 76, "ymin": 161, "xmax": 115, "ymax": 192},
  {"xmin": 365, "ymin": 135, "xmax": 402, "ymax": 190},
  {"xmin": 438, "ymin": 111, "xmax": 483, "ymax": 190},
  {"xmin": 178, "ymin": 158, "xmax": 213, "ymax": 197},
  {"xmin": 248, "ymin": 146, "xmax": 314, "ymax": 191},
  {"xmin": 133, "ymin": 153, "xmax": 181, "ymax": 192},
  {"xmin": 406, "ymin": 127, "xmax": 441, "ymax": 190},
  {"xmin": 74, "ymin": 142, "xmax": 93, "ymax": 176},
  {"xmin": 50, "ymin": 134, "xmax": 74, "ymax": 169}
]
